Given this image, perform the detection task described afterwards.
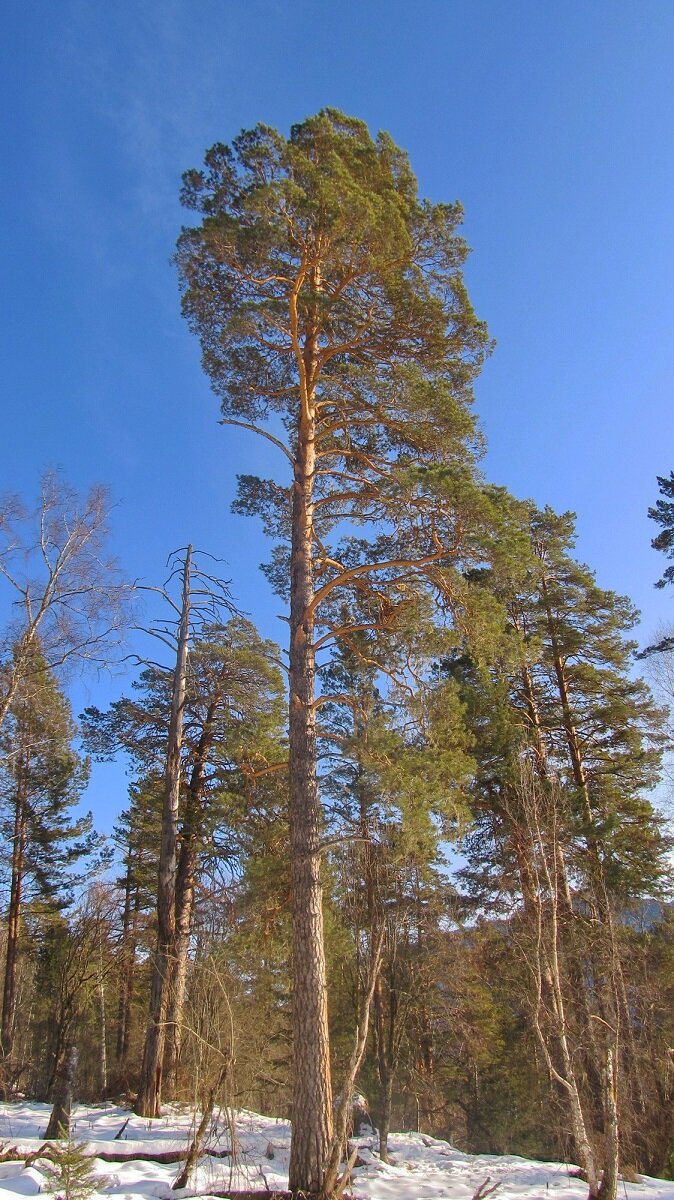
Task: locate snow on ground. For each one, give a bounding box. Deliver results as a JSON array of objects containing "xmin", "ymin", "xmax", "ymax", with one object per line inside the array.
[{"xmin": 0, "ymin": 1102, "xmax": 672, "ymax": 1200}]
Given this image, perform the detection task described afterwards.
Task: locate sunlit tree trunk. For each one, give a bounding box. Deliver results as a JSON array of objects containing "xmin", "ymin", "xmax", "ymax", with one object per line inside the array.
[
  {"xmin": 162, "ymin": 840, "xmax": 196, "ymax": 1097},
  {"xmin": 288, "ymin": 322, "xmax": 333, "ymax": 1194},
  {"xmin": 1, "ymin": 753, "xmax": 28, "ymax": 1067},
  {"xmin": 163, "ymin": 704, "xmax": 215, "ymax": 1098},
  {"xmin": 136, "ymin": 546, "xmax": 192, "ymax": 1118}
]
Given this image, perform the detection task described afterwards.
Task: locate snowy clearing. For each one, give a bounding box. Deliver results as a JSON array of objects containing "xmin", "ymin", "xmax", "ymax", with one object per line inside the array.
[{"xmin": 0, "ymin": 1103, "xmax": 671, "ymax": 1200}]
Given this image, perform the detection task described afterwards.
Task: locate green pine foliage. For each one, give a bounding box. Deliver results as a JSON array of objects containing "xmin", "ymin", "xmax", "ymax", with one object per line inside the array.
[
  {"xmin": 0, "ymin": 645, "xmax": 99, "ymax": 909},
  {"xmin": 649, "ymin": 470, "xmax": 674, "ymax": 589},
  {"xmin": 43, "ymin": 1132, "xmax": 109, "ymax": 1200}
]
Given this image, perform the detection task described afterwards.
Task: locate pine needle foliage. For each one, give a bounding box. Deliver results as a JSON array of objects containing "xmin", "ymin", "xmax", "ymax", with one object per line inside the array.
[{"xmin": 43, "ymin": 1132, "xmax": 109, "ymax": 1200}]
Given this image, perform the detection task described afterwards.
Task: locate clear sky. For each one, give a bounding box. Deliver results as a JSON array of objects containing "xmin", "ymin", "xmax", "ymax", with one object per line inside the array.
[{"xmin": 2, "ymin": 1, "xmax": 674, "ymax": 829}]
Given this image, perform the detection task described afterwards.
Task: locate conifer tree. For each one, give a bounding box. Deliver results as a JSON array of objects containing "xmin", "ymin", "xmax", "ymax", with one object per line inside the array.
[
  {"xmin": 177, "ymin": 108, "xmax": 492, "ymax": 1194},
  {"xmin": 110, "ymin": 779, "xmax": 162, "ymax": 1084},
  {"xmin": 43, "ymin": 1132, "xmax": 109, "ymax": 1200},
  {"xmin": 644, "ymin": 469, "xmax": 674, "ymax": 656},
  {"xmin": 649, "ymin": 470, "xmax": 674, "ymax": 589},
  {"xmin": 445, "ymin": 503, "xmax": 670, "ymax": 1195},
  {"xmin": 316, "ymin": 625, "xmax": 474, "ymax": 1159},
  {"xmin": 0, "ymin": 646, "xmax": 96, "ymax": 1093}
]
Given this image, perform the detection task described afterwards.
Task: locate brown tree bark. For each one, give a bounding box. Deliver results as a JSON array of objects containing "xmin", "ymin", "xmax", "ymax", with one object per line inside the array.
[
  {"xmin": 287, "ymin": 325, "xmax": 334, "ymax": 1195},
  {"xmin": 540, "ymin": 573, "xmax": 639, "ymax": 1160},
  {"xmin": 163, "ymin": 702, "xmax": 215, "ymax": 1098},
  {"xmin": 514, "ymin": 651, "xmax": 605, "ymax": 1113},
  {"xmin": 162, "ymin": 838, "xmax": 196, "ymax": 1096},
  {"xmin": 1, "ymin": 754, "xmax": 28, "ymax": 1071},
  {"xmin": 45, "ymin": 1044, "xmax": 78, "ymax": 1138},
  {"xmin": 115, "ymin": 868, "xmax": 142, "ymax": 1076},
  {"xmin": 519, "ymin": 774, "xmax": 603, "ymax": 1200},
  {"xmin": 136, "ymin": 546, "xmax": 192, "ymax": 1118},
  {"xmin": 1, "ymin": 710, "xmax": 35, "ymax": 1101}
]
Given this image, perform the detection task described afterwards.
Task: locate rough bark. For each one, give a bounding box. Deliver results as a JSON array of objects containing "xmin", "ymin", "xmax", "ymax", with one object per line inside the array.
[
  {"xmin": 115, "ymin": 866, "xmax": 133, "ymax": 1066},
  {"xmin": 136, "ymin": 546, "xmax": 192, "ymax": 1118},
  {"xmin": 45, "ymin": 1044, "xmax": 78, "ymax": 1138},
  {"xmin": 163, "ymin": 706, "xmax": 214, "ymax": 1098},
  {"xmin": 1, "ymin": 756, "xmax": 28, "ymax": 1070},
  {"xmin": 287, "ymin": 364, "xmax": 333, "ymax": 1195},
  {"xmin": 600, "ymin": 1048, "xmax": 619, "ymax": 1200},
  {"xmin": 162, "ymin": 839, "xmax": 196, "ymax": 1097}
]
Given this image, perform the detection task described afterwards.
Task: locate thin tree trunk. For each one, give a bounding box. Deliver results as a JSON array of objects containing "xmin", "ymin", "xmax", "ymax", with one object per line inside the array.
[
  {"xmin": 321, "ymin": 926, "xmax": 384, "ymax": 1199},
  {"xmin": 515, "ymin": 651, "xmax": 605, "ymax": 1112},
  {"xmin": 115, "ymin": 865, "xmax": 133, "ymax": 1066},
  {"xmin": 0, "ymin": 631, "xmax": 37, "ymax": 736},
  {"xmin": 287, "ymin": 362, "xmax": 333, "ymax": 1195},
  {"xmin": 98, "ymin": 937, "xmax": 108, "ymax": 1098},
  {"xmin": 1, "ymin": 765, "xmax": 27, "ymax": 1069},
  {"xmin": 601, "ymin": 1048, "xmax": 619, "ymax": 1200},
  {"xmin": 540, "ymin": 578, "xmax": 641, "ymax": 1128},
  {"xmin": 117, "ymin": 874, "xmax": 141, "ymax": 1074},
  {"xmin": 136, "ymin": 546, "xmax": 192, "ymax": 1118},
  {"xmin": 171, "ymin": 1068, "xmax": 226, "ymax": 1191},
  {"xmin": 525, "ymin": 806, "xmax": 601, "ymax": 1199},
  {"xmin": 377, "ymin": 1048, "xmax": 393, "ymax": 1164}
]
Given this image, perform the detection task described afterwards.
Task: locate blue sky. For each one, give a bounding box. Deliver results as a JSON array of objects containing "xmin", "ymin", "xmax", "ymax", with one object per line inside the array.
[{"xmin": 2, "ymin": 1, "xmax": 674, "ymax": 829}]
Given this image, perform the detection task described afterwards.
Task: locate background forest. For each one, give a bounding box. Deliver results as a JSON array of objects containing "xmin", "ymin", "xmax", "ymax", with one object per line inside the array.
[{"xmin": 2, "ymin": 7, "xmax": 674, "ymax": 1200}]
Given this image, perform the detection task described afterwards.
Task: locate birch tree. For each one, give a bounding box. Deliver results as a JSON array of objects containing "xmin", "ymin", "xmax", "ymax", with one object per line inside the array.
[{"xmin": 0, "ymin": 472, "xmax": 131, "ymax": 732}]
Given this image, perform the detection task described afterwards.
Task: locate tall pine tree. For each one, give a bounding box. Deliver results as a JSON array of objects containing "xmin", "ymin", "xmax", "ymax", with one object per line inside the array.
[{"xmin": 177, "ymin": 108, "xmax": 492, "ymax": 1194}]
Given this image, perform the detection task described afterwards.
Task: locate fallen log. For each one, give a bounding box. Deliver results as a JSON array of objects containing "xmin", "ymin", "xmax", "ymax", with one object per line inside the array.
[
  {"xmin": 210, "ymin": 1193, "xmax": 294, "ymax": 1199},
  {"xmin": 94, "ymin": 1146, "xmax": 233, "ymax": 1164},
  {"xmin": 0, "ymin": 1145, "xmax": 233, "ymax": 1168}
]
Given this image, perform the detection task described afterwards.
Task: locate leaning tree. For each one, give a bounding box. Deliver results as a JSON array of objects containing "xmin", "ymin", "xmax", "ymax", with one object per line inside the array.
[{"xmin": 177, "ymin": 108, "xmax": 493, "ymax": 1195}]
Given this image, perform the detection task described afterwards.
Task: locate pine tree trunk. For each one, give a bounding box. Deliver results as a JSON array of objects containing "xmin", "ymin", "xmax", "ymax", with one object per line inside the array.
[
  {"xmin": 98, "ymin": 938, "xmax": 108, "ymax": 1098},
  {"xmin": 116, "ymin": 866, "xmax": 133, "ymax": 1066},
  {"xmin": 378, "ymin": 1071, "xmax": 393, "ymax": 1164},
  {"xmin": 287, "ymin": 392, "xmax": 333, "ymax": 1196},
  {"xmin": 116, "ymin": 872, "xmax": 141, "ymax": 1075},
  {"xmin": 373, "ymin": 973, "xmax": 393, "ymax": 1164},
  {"xmin": 600, "ymin": 1048, "xmax": 619, "ymax": 1200},
  {"xmin": 515, "ymin": 652, "xmax": 606, "ymax": 1114},
  {"xmin": 1, "ymin": 758, "xmax": 28, "ymax": 1075},
  {"xmin": 541, "ymin": 578, "xmax": 642, "ymax": 1129},
  {"xmin": 45, "ymin": 1044, "xmax": 78, "ymax": 1138},
  {"xmin": 163, "ymin": 711, "xmax": 213, "ymax": 1098},
  {"xmin": 162, "ymin": 841, "xmax": 196, "ymax": 1097},
  {"xmin": 530, "ymin": 884, "xmax": 601, "ymax": 1197},
  {"xmin": 136, "ymin": 546, "xmax": 192, "ymax": 1118}
]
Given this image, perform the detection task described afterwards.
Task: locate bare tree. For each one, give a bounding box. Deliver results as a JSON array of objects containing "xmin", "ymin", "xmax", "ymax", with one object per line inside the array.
[
  {"xmin": 135, "ymin": 547, "xmax": 193, "ymax": 1118},
  {"xmin": 0, "ymin": 471, "xmax": 132, "ymax": 731},
  {"xmin": 134, "ymin": 547, "xmax": 238, "ymax": 1117}
]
